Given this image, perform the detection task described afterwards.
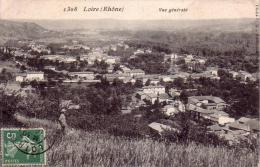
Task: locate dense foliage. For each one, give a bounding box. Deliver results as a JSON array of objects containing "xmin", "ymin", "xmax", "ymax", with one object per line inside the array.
[
  {"xmin": 128, "ymin": 53, "xmax": 170, "ymax": 74},
  {"xmin": 127, "ymin": 31, "xmax": 258, "ymax": 73},
  {"xmin": 164, "ymin": 70, "xmax": 259, "ymax": 117},
  {"xmin": 195, "ymin": 71, "xmax": 259, "ymax": 117},
  {"xmin": 0, "ymin": 89, "xmax": 21, "ymax": 127},
  {"xmin": 0, "ymin": 68, "xmax": 13, "ymax": 83}
]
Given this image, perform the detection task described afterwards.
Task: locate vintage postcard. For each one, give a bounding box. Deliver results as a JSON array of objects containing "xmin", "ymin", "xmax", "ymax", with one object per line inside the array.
[{"xmin": 0, "ymin": 0, "xmax": 259, "ymax": 166}]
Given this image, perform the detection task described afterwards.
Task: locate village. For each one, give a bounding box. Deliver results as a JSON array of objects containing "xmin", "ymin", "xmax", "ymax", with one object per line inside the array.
[{"xmin": 0, "ymin": 39, "xmax": 259, "ymax": 145}]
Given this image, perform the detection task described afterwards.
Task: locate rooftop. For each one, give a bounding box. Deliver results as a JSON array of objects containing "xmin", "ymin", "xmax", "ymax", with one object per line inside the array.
[
  {"xmin": 239, "ymin": 70, "xmax": 251, "ymax": 75},
  {"xmin": 236, "ymin": 117, "xmax": 260, "ymax": 131},
  {"xmin": 144, "ymin": 93, "xmax": 158, "ymax": 98},
  {"xmin": 143, "ymin": 85, "xmax": 165, "ymax": 89},
  {"xmin": 158, "ymin": 93, "xmax": 171, "ymax": 100},
  {"xmin": 206, "ymin": 67, "xmax": 219, "ymax": 71},
  {"xmin": 27, "ymin": 71, "xmax": 44, "ymax": 74},
  {"xmin": 228, "ymin": 122, "xmax": 250, "ymax": 132},
  {"xmin": 189, "ymin": 96, "xmax": 226, "ymax": 104},
  {"xmin": 229, "ymin": 71, "xmax": 238, "ymax": 74},
  {"xmin": 16, "ymin": 73, "xmax": 27, "ymax": 77},
  {"xmin": 246, "ymin": 119, "xmax": 259, "ymax": 131},
  {"xmin": 135, "ymin": 74, "xmax": 160, "ymax": 79},
  {"xmin": 163, "ymin": 105, "xmax": 177, "ymax": 111},
  {"xmin": 131, "ymin": 69, "xmax": 145, "ymax": 73},
  {"xmin": 104, "ymin": 73, "xmax": 130, "ymax": 78},
  {"xmin": 238, "ymin": 117, "xmax": 252, "ymax": 123},
  {"xmin": 44, "ymin": 66, "xmax": 55, "ymax": 68},
  {"xmin": 195, "ymin": 107, "xmax": 216, "ymax": 114},
  {"xmin": 69, "ymin": 71, "xmax": 94, "ymax": 74},
  {"xmin": 148, "ymin": 122, "xmax": 174, "ymax": 133},
  {"xmin": 208, "ymin": 124, "xmax": 223, "ymax": 131},
  {"xmin": 16, "ymin": 71, "xmax": 44, "ymax": 76}
]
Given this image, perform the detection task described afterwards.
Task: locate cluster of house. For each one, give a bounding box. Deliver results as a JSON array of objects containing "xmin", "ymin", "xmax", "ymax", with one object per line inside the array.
[
  {"xmin": 103, "ymin": 66, "xmax": 145, "ymax": 83},
  {"xmin": 229, "ymin": 70, "xmax": 257, "ymax": 82},
  {"xmin": 104, "ymin": 67, "xmax": 213, "ymax": 85},
  {"xmin": 2, "ymin": 46, "xmax": 40, "ymax": 60},
  {"xmin": 8, "ymin": 41, "xmax": 51, "ymax": 55},
  {"xmin": 2, "ymin": 42, "xmax": 259, "ymax": 145},
  {"xmin": 28, "ymin": 43, "xmax": 51, "ymax": 54},
  {"xmin": 162, "ymin": 100, "xmax": 185, "ymax": 116},
  {"xmin": 15, "ymin": 69, "xmax": 101, "ymax": 83},
  {"xmin": 62, "ymin": 44, "xmax": 90, "ymax": 50},
  {"xmin": 147, "ymin": 95, "xmax": 259, "ymax": 143},
  {"xmin": 164, "ymin": 53, "xmax": 206, "ymax": 67},
  {"xmin": 40, "ymin": 55, "xmax": 77, "ymax": 63},
  {"xmin": 187, "ymin": 96, "xmax": 231, "ymax": 123},
  {"xmin": 115, "ymin": 42, "xmax": 129, "ymax": 50},
  {"xmin": 183, "ymin": 55, "xmax": 206, "ymax": 70},
  {"xmin": 79, "ymin": 47, "xmax": 120, "ymax": 65},
  {"xmin": 189, "ymin": 67, "xmax": 220, "ymax": 80},
  {"xmin": 186, "ymin": 96, "xmax": 259, "ymax": 143},
  {"xmin": 103, "ymin": 66, "xmax": 221, "ymax": 85},
  {"xmin": 9, "ymin": 41, "xmax": 121, "ymax": 66},
  {"xmin": 12, "ymin": 50, "xmax": 35, "ymax": 59},
  {"xmin": 163, "ymin": 53, "xmax": 258, "ymax": 82},
  {"xmin": 136, "ymin": 86, "xmax": 170, "ymax": 104},
  {"xmin": 128, "ymin": 48, "xmax": 152, "ymax": 59},
  {"xmin": 9, "ymin": 42, "xmax": 258, "ymax": 89},
  {"xmin": 81, "ymin": 54, "xmax": 120, "ymax": 65},
  {"xmin": 0, "ymin": 83, "xmax": 36, "ymax": 97},
  {"xmin": 67, "ymin": 71, "xmax": 95, "ymax": 80},
  {"xmin": 135, "ymin": 85, "xmax": 185, "ymax": 115}
]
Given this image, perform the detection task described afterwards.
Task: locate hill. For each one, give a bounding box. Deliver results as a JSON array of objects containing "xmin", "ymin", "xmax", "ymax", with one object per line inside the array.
[
  {"xmin": 0, "ymin": 20, "xmax": 47, "ymax": 38},
  {"xmin": 0, "ymin": 18, "xmax": 256, "ymax": 45},
  {"xmin": 0, "ymin": 20, "xmax": 59, "ymax": 45},
  {"xmin": 33, "ymin": 18, "xmax": 256, "ymax": 32}
]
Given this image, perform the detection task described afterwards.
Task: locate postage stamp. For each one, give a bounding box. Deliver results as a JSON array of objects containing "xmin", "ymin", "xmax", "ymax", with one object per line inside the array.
[{"xmin": 1, "ymin": 128, "xmax": 46, "ymax": 165}]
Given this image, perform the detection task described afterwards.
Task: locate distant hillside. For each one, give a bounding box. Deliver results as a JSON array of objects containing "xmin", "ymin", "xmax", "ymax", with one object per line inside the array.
[
  {"xmin": 0, "ymin": 19, "xmax": 256, "ymax": 45},
  {"xmin": 0, "ymin": 20, "xmax": 47, "ymax": 38},
  {"xmin": 33, "ymin": 18, "xmax": 256, "ymax": 33},
  {"xmin": 0, "ymin": 20, "xmax": 59, "ymax": 45}
]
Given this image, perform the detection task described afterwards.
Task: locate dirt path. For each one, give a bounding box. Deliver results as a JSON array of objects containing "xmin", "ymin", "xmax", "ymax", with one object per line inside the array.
[
  {"xmin": 13, "ymin": 113, "xmax": 76, "ymax": 136},
  {"xmin": 14, "ymin": 113, "xmax": 60, "ymax": 130}
]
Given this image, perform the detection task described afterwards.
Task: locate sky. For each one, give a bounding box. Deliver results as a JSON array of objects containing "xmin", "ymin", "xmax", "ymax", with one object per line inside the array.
[{"xmin": 0, "ymin": 0, "xmax": 257, "ymax": 20}]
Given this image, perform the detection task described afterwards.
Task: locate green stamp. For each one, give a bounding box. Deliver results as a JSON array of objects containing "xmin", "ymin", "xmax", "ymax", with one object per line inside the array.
[{"xmin": 1, "ymin": 128, "xmax": 46, "ymax": 165}]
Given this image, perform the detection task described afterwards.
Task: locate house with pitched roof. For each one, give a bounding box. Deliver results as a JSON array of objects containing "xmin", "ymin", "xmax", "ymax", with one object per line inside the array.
[
  {"xmin": 162, "ymin": 105, "xmax": 180, "ymax": 116},
  {"xmin": 238, "ymin": 71, "xmax": 256, "ymax": 81},
  {"xmin": 68, "ymin": 71, "xmax": 94, "ymax": 80},
  {"xmin": 187, "ymin": 96, "xmax": 234, "ymax": 125},
  {"xmin": 187, "ymin": 96, "xmax": 228, "ymax": 111},
  {"xmin": 142, "ymin": 85, "xmax": 165, "ymax": 94},
  {"xmin": 229, "ymin": 118, "xmax": 259, "ymax": 134},
  {"xmin": 16, "ymin": 71, "xmax": 44, "ymax": 82},
  {"xmin": 148, "ymin": 122, "xmax": 179, "ymax": 136},
  {"xmin": 129, "ymin": 69, "xmax": 145, "ymax": 77}
]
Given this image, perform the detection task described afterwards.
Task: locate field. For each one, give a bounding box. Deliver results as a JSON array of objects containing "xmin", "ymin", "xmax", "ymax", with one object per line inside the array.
[
  {"xmin": 45, "ymin": 130, "xmax": 258, "ymax": 167},
  {"xmin": 14, "ymin": 114, "xmax": 259, "ymax": 167}
]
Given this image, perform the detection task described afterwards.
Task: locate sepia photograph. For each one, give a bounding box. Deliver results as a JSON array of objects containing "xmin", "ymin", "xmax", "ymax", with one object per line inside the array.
[{"xmin": 0, "ymin": 0, "xmax": 259, "ymax": 166}]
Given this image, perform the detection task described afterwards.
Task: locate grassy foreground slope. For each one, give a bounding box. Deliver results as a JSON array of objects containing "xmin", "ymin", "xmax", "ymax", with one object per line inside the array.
[
  {"xmin": 13, "ymin": 114, "xmax": 259, "ymax": 167},
  {"xmin": 47, "ymin": 130, "xmax": 258, "ymax": 167}
]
